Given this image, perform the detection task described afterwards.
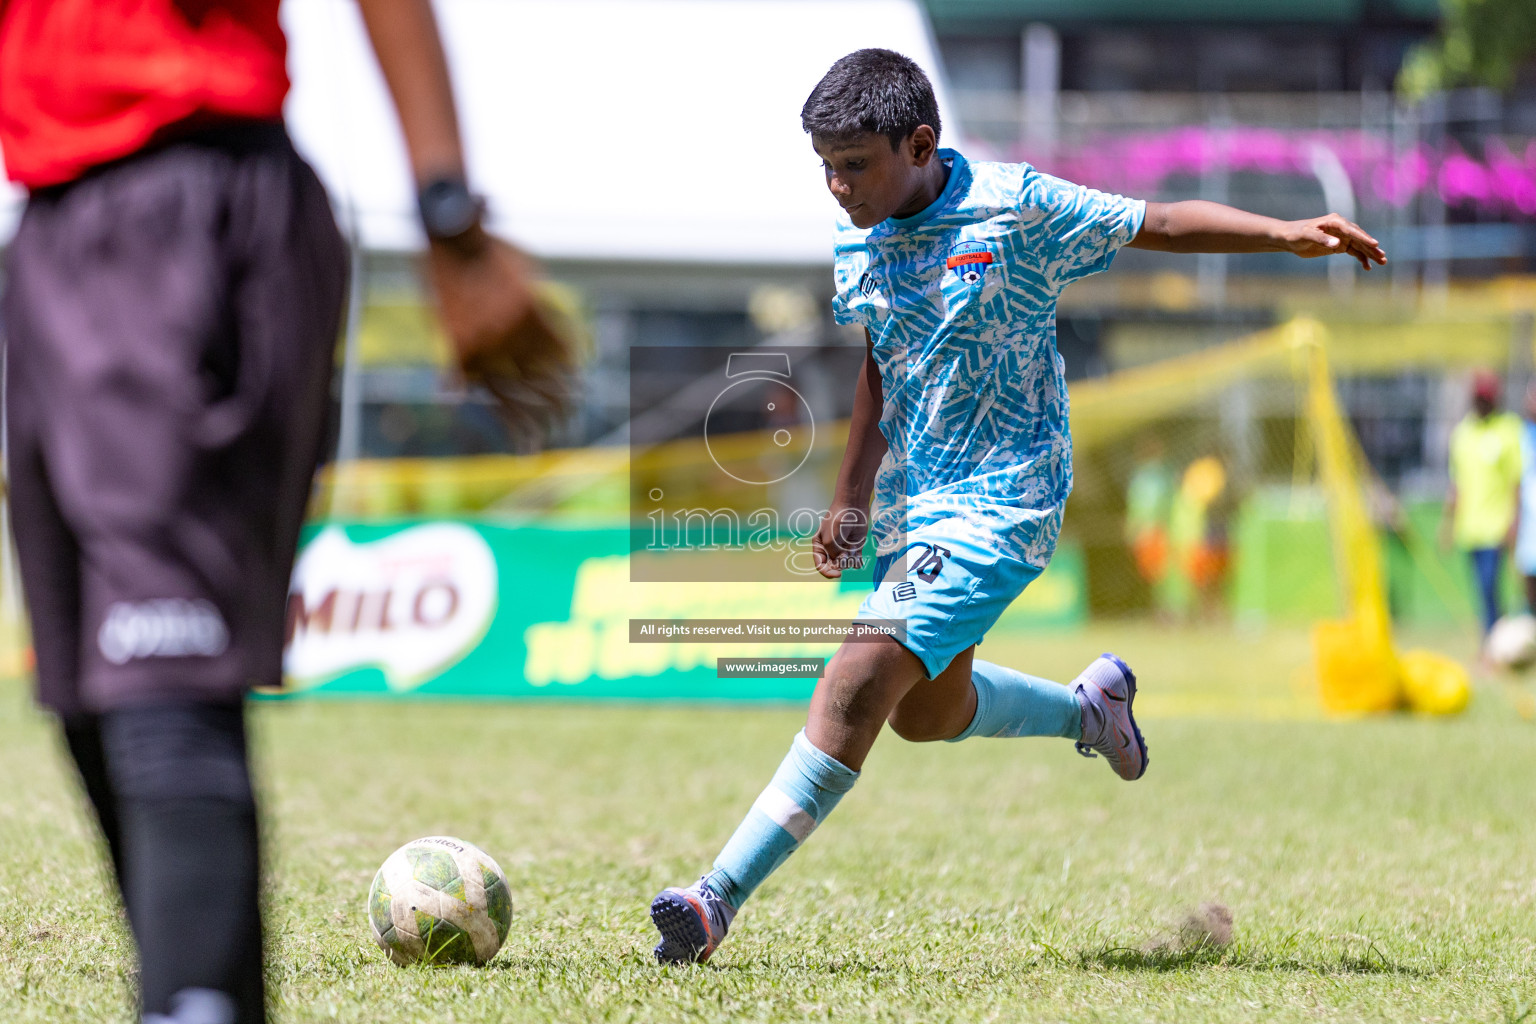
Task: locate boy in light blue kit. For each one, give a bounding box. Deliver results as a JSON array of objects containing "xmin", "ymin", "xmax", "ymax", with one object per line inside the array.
[{"xmin": 650, "ymin": 49, "xmax": 1387, "ymax": 964}]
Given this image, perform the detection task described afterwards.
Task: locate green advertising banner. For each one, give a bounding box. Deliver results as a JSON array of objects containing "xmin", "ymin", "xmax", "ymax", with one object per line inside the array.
[{"xmin": 280, "ymin": 520, "xmax": 1085, "ymax": 700}]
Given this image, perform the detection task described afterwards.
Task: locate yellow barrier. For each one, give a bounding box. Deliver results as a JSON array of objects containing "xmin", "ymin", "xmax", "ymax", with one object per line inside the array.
[{"xmin": 300, "ymin": 313, "xmax": 1488, "ymax": 715}]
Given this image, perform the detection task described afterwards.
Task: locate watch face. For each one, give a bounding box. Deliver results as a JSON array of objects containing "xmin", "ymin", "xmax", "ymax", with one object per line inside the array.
[
  {"xmin": 704, "ymin": 374, "xmax": 815, "ymax": 486},
  {"xmin": 420, "ymin": 180, "xmax": 480, "ymax": 239}
]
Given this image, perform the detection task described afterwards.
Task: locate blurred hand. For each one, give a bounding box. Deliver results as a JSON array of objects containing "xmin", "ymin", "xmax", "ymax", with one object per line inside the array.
[
  {"xmin": 812, "ymin": 504, "xmax": 871, "ymax": 580},
  {"xmin": 1282, "ymin": 214, "xmax": 1388, "ymax": 271},
  {"xmin": 427, "ymin": 227, "xmax": 576, "ymax": 441},
  {"xmin": 1438, "ymin": 517, "xmax": 1454, "ymax": 553}
]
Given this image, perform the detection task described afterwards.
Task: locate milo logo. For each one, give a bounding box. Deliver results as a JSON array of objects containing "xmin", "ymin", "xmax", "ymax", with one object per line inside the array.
[{"xmin": 283, "ymin": 524, "xmax": 498, "ymax": 690}]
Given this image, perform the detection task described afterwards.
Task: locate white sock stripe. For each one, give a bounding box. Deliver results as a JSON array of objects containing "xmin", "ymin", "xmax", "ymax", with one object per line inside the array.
[{"xmin": 752, "ymin": 785, "xmax": 817, "ymax": 843}]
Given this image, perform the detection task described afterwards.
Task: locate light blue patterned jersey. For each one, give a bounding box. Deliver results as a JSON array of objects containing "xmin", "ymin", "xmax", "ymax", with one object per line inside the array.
[{"xmin": 831, "ymin": 149, "xmax": 1145, "ymax": 570}]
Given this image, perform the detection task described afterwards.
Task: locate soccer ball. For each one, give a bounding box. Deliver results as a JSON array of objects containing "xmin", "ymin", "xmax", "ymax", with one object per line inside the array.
[
  {"xmin": 367, "ymin": 836, "xmax": 512, "ymax": 966},
  {"xmin": 1486, "ymin": 614, "xmax": 1536, "ymax": 671}
]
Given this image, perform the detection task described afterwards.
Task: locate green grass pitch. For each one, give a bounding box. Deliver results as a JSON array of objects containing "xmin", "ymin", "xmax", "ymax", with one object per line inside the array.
[{"xmin": 3, "ymin": 624, "xmax": 1536, "ymax": 1023}]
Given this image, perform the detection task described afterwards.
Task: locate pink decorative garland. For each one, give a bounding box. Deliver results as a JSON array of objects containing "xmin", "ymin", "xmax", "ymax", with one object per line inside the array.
[{"xmin": 1024, "ymin": 128, "xmax": 1536, "ymax": 216}]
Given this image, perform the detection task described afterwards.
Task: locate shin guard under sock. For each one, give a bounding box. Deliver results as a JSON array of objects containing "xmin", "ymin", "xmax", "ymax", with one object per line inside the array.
[{"xmin": 703, "ymin": 730, "xmax": 859, "ymax": 909}]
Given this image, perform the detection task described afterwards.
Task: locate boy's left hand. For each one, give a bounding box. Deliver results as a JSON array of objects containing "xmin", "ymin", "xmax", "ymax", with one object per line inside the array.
[{"xmin": 1282, "ymin": 214, "xmax": 1387, "ymax": 270}]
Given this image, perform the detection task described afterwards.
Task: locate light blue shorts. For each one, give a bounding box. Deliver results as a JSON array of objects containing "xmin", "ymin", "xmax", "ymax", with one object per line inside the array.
[{"xmin": 857, "ymin": 518, "xmax": 1042, "ymax": 679}]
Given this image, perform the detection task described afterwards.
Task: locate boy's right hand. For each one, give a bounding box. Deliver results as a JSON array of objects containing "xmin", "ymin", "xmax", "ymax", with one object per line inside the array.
[
  {"xmin": 1280, "ymin": 213, "xmax": 1386, "ymax": 270},
  {"xmin": 812, "ymin": 505, "xmax": 871, "ymax": 579}
]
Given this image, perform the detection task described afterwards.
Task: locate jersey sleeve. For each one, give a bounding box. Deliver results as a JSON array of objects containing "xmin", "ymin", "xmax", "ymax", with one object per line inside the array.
[
  {"xmin": 831, "ymin": 277, "xmax": 859, "ymax": 325},
  {"xmin": 830, "ymin": 238, "xmax": 868, "ymax": 326},
  {"xmin": 1026, "ymin": 172, "xmax": 1146, "ymax": 293}
]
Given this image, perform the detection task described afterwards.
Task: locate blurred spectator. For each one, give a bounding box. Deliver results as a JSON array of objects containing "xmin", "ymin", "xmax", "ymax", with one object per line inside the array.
[
  {"xmin": 1124, "ymin": 436, "xmax": 1174, "ymax": 609},
  {"xmin": 1442, "ymin": 370, "xmax": 1522, "ymax": 635},
  {"xmin": 1166, "ymin": 454, "xmax": 1230, "ymax": 622}
]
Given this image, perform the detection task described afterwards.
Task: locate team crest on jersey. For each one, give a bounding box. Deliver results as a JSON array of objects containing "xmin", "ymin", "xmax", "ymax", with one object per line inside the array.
[{"xmin": 945, "ymin": 241, "xmax": 993, "ymax": 283}]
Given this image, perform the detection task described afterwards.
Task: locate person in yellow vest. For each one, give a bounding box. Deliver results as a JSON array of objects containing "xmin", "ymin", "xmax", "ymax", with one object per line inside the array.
[{"xmin": 1442, "ymin": 370, "xmax": 1523, "ymax": 637}]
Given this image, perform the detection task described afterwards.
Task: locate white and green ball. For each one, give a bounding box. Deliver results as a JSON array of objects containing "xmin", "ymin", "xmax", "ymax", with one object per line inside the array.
[{"xmin": 367, "ymin": 836, "xmax": 512, "ymax": 966}]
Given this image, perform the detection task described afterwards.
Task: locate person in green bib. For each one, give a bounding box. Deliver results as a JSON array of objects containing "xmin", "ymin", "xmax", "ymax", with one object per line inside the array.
[{"xmin": 1443, "ymin": 370, "xmax": 1523, "ymax": 637}]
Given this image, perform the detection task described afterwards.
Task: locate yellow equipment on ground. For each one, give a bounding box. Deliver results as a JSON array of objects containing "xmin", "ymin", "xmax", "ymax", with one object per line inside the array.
[{"xmin": 1296, "ymin": 318, "xmax": 1470, "ymax": 715}]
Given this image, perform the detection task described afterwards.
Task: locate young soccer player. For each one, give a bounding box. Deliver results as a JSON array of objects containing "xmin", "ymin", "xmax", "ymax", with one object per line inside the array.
[
  {"xmin": 649, "ymin": 48, "xmax": 1386, "ymax": 964},
  {"xmin": 0, "ymin": 2, "xmax": 568, "ymax": 1021}
]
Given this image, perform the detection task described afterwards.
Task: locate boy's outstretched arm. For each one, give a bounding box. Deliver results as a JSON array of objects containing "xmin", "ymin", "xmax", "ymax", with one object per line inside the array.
[
  {"xmin": 1128, "ymin": 201, "xmax": 1387, "ymax": 271},
  {"xmin": 813, "ymin": 333, "xmax": 889, "ymax": 579}
]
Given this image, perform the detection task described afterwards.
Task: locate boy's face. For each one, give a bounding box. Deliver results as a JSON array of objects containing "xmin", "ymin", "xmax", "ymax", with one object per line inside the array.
[{"xmin": 813, "ymin": 127, "xmax": 939, "ymax": 229}]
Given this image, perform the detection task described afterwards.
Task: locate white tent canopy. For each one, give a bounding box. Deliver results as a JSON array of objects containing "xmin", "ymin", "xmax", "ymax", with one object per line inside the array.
[
  {"xmin": 1, "ymin": 0, "xmax": 954, "ymax": 265},
  {"xmin": 284, "ymin": 0, "xmax": 953, "ymax": 263}
]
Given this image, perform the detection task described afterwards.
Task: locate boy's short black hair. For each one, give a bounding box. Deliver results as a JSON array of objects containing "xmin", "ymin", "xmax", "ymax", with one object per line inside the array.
[{"xmin": 801, "ymin": 48, "xmax": 940, "ymax": 149}]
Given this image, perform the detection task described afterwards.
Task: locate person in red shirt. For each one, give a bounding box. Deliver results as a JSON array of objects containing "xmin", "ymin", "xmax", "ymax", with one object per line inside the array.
[{"xmin": 0, "ymin": 3, "xmax": 566, "ymax": 1022}]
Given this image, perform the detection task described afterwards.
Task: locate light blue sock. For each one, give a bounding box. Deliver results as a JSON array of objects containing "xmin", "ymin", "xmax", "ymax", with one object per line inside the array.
[
  {"xmin": 703, "ymin": 730, "xmax": 859, "ymax": 909},
  {"xmin": 947, "ymin": 660, "xmax": 1083, "ymax": 741}
]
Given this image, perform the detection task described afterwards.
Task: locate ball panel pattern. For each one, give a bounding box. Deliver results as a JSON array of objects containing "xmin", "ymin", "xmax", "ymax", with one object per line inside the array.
[
  {"xmin": 367, "ymin": 870, "xmax": 396, "ymax": 947},
  {"xmin": 482, "ymin": 866, "xmax": 513, "ymax": 945},
  {"xmin": 413, "ymin": 911, "xmax": 479, "ymax": 964},
  {"xmin": 405, "ymin": 846, "xmax": 464, "ymax": 899}
]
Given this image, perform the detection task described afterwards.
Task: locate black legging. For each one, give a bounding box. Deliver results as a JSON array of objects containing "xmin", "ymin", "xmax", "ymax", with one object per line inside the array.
[{"xmin": 61, "ymin": 704, "xmax": 263, "ymax": 1024}]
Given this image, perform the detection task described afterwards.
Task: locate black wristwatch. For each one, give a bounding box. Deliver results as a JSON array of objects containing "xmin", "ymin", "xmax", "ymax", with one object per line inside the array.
[{"xmin": 417, "ymin": 176, "xmax": 485, "ymax": 246}]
